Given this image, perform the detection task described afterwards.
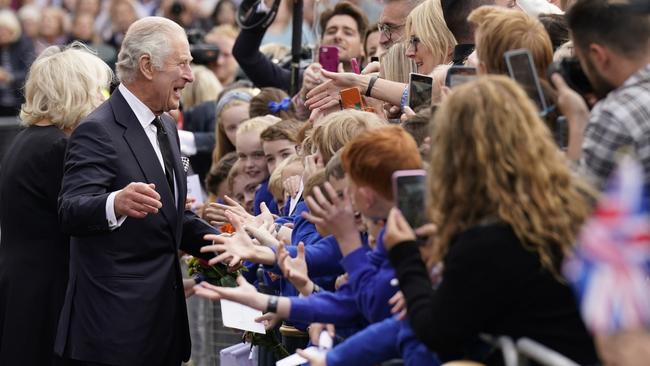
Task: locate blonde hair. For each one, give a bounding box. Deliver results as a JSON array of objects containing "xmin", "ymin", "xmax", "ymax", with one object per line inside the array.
[
  {"xmin": 206, "ymin": 24, "xmax": 239, "ymax": 41},
  {"xmin": 380, "ymin": 42, "xmax": 416, "ymax": 83},
  {"xmin": 469, "ymin": 6, "xmax": 553, "ymax": 77},
  {"xmin": 268, "ymin": 155, "xmax": 302, "ymax": 200},
  {"xmin": 181, "ymin": 65, "xmax": 223, "ymax": 109},
  {"xmin": 0, "ymin": 9, "xmax": 22, "ymax": 42},
  {"xmin": 312, "ymin": 109, "xmax": 387, "ymax": 164},
  {"xmin": 20, "ymin": 44, "xmax": 113, "ymax": 130},
  {"xmin": 405, "ymin": 0, "xmax": 457, "ymax": 66},
  {"xmin": 212, "ymin": 89, "xmax": 255, "ymax": 164},
  {"xmin": 235, "ymin": 116, "xmax": 276, "ymax": 141},
  {"xmin": 428, "ymin": 75, "xmax": 595, "ymax": 273}
]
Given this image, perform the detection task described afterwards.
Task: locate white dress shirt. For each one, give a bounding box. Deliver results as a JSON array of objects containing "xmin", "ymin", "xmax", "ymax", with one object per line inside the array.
[{"xmin": 105, "ymin": 84, "xmax": 178, "ymax": 229}]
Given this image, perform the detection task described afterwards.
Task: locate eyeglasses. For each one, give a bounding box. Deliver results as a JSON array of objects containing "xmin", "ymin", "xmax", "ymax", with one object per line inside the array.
[
  {"xmin": 377, "ymin": 22, "xmax": 405, "ymax": 43},
  {"xmin": 407, "ymin": 36, "xmax": 420, "ymax": 52}
]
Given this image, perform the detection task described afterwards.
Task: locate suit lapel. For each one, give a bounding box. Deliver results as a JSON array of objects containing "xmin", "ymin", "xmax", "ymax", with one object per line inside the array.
[{"xmin": 110, "ymin": 90, "xmax": 179, "ymax": 241}]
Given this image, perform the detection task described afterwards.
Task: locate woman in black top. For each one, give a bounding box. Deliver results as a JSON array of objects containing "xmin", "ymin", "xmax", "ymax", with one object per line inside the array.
[
  {"xmin": 0, "ymin": 44, "xmax": 112, "ymax": 365},
  {"xmin": 384, "ymin": 76, "xmax": 600, "ymax": 365}
]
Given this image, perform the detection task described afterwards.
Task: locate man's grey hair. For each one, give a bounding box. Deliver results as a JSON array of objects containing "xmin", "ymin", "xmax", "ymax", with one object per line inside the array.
[{"xmin": 116, "ymin": 17, "xmax": 185, "ymax": 84}]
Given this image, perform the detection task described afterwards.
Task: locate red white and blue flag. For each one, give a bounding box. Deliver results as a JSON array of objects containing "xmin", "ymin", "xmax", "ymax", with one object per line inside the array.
[{"xmin": 563, "ymin": 156, "xmax": 650, "ymax": 334}]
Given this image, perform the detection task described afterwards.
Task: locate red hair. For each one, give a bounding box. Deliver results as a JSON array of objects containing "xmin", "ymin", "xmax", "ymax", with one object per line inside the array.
[{"xmin": 342, "ymin": 125, "xmax": 422, "ymax": 200}]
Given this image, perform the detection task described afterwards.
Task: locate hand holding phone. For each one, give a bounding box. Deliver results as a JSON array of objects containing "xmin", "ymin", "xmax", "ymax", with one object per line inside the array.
[
  {"xmin": 319, "ymin": 46, "xmax": 339, "ymax": 73},
  {"xmin": 340, "ymin": 87, "xmax": 364, "ymax": 110},
  {"xmin": 408, "ymin": 73, "xmax": 433, "ymax": 112},
  {"xmin": 504, "ymin": 48, "xmax": 548, "ymax": 113},
  {"xmin": 392, "ymin": 170, "xmax": 427, "ymax": 230}
]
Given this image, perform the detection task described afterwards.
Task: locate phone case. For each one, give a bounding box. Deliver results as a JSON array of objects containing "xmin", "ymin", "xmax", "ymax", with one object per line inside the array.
[
  {"xmin": 340, "ymin": 88, "xmax": 364, "ymax": 110},
  {"xmin": 319, "ymin": 46, "xmax": 339, "ymax": 73}
]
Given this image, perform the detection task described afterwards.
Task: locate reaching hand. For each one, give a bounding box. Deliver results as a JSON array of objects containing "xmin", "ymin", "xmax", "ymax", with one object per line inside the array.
[
  {"xmin": 296, "ymin": 349, "xmax": 326, "ymax": 366},
  {"xmin": 203, "ymin": 195, "xmax": 252, "ymax": 226},
  {"xmin": 193, "ymin": 275, "xmax": 267, "ymax": 310},
  {"xmin": 277, "ymin": 242, "xmax": 311, "ymax": 294},
  {"xmin": 301, "ymin": 62, "xmax": 324, "ymax": 97},
  {"xmin": 551, "ymin": 73, "xmax": 590, "ymax": 160},
  {"xmin": 384, "ymin": 207, "xmax": 416, "ymax": 251},
  {"xmin": 301, "ymin": 183, "xmax": 361, "ymax": 255},
  {"xmin": 183, "ymin": 278, "xmax": 197, "ymax": 298},
  {"xmin": 255, "ymin": 311, "xmax": 283, "ymax": 331},
  {"xmin": 308, "ymin": 323, "xmax": 336, "ymax": 347},
  {"xmin": 200, "ymin": 211, "xmax": 258, "ymax": 267},
  {"xmin": 245, "ymin": 222, "xmax": 280, "ymax": 249},
  {"xmin": 305, "ymin": 70, "xmax": 367, "ymax": 110},
  {"xmin": 114, "ymin": 182, "xmax": 162, "ymax": 218},
  {"xmin": 283, "ymin": 175, "xmax": 302, "ymax": 199},
  {"xmin": 389, "ymin": 290, "xmax": 407, "ymax": 320}
]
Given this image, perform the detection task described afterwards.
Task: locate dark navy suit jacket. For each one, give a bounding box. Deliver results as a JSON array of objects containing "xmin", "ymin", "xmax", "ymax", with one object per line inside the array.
[{"xmin": 55, "ymin": 89, "xmax": 217, "ymax": 365}]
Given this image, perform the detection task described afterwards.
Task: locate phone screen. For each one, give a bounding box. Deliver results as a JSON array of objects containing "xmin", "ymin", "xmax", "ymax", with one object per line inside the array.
[
  {"xmin": 506, "ymin": 50, "xmax": 547, "ymax": 112},
  {"xmin": 408, "ymin": 74, "xmax": 433, "ymax": 111},
  {"xmin": 395, "ymin": 174, "xmax": 427, "ymax": 229},
  {"xmin": 445, "ymin": 66, "xmax": 477, "ymax": 88},
  {"xmin": 319, "ymin": 46, "xmax": 339, "ymax": 73}
]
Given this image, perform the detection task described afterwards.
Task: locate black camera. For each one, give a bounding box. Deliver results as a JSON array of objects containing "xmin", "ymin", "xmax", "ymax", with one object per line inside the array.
[
  {"xmin": 547, "ymin": 57, "xmax": 594, "ymax": 96},
  {"xmin": 186, "ymin": 29, "xmax": 220, "ymax": 66}
]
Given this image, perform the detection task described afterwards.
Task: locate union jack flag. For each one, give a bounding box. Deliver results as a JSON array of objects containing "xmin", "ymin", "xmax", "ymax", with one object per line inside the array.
[{"xmin": 563, "ymin": 155, "xmax": 650, "ymax": 334}]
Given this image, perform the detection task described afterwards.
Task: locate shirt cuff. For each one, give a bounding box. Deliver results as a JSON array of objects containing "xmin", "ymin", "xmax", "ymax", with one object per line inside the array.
[
  {"xmin": 106, "ymin": 190, "xmax": 127, "ymax": 230},
  {"xmin": 178, "ymin": 130, "xmax": 197, "ymax": 157}
]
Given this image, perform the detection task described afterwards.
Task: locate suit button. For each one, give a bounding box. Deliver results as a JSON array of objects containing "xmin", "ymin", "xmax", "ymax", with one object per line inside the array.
[{"xmin": 173, "ymin": 282, "xmax": 178, "ymax": 290}]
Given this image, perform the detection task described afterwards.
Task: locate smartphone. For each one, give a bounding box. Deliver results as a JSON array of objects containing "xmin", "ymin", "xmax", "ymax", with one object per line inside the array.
[
  {"xmin": 392, "ymin": 170, "xmax": 427, "ymax": 229},
  {"xmin": 407, "ymin": 73, "xmax": 433, "ymax": 111},
  {"xmin": 350, "ymin": 58, "xmax": 360, "ymax": 74},
  {"xmin": 319, "ymin": 46, "xmax": 339, "ymax": 73},
  {"xmin": 445, "ymin": 66, "xmax": 477, "ymax": 88},
  {"xmin": 505, "ymin": 49, "xmax": 548, "ymax": 113},
  {"xmin": 340, "ymin": 87, "xmax": 364, "ymax": 110}
]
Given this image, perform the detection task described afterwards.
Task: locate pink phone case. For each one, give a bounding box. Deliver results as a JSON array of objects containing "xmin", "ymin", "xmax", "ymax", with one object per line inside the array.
[
  {"xmin": 391, "ymin": 169, "xmax": 427, "ymax": 204},
  {"xmin": 350, "ymin": 58, "xmax": 360, "ymax": 74},
  {"xmin": 319, "ymin": 46, "xmax": 339, "ymax": 73}
]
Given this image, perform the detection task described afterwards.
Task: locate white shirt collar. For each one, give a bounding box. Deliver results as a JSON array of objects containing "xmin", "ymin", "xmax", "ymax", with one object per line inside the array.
[{"xmin": 118, "ymin": 83, "xmax": 157, "ymax": 129}]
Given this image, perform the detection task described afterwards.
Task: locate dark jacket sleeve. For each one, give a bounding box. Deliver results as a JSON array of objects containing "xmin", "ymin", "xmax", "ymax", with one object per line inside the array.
[
  {"xmin": 58, "ymin": 119, "xmax": 117, "ymax": 235},
  {"xmin": 389, "ymin": 239, "xmax": 500, "ymax": 357},
  {"xmin": 232, "ymin": 13, "xmax": 300, "ymax": 92}
]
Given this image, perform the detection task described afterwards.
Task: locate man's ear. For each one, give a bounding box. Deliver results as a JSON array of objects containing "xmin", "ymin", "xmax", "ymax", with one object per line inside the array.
[
  {"xmin": 139, "ymin": 54, "xmax": 155, "ymax": 81},
  {"xmin": 588, "ymin": 43, "xmax": 611, "ymax": 73}
]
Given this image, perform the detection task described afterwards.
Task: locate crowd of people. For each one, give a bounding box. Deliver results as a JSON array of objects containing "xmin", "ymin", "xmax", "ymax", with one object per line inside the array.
[{"xmin": 0, "ymin": 0, "xmax": 649, "ymax": 365}]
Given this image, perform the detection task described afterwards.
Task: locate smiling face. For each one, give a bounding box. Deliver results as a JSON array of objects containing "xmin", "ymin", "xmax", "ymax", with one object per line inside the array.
[
  {"xmin": 263, "ymin": 139, "xmax": 297, "ymax": 174},
  {"xmin": 405, "ymin": 34, "xmax": 435, "ymax": 75},
  {"xmin": 147, "ymin": 33, "xmax": 194, "ymax": 114},
  {"xmin": 321, "ymin": 14, "xmax": 363, "ymax": 62},
  {"xmin": 221, "ymin": 104, "xmax": 250, "ymax": 145},
  {"xmin": 231, "ymin": 173, "xmax": 261, "ymax": 214},
  {"xmin": 236, "ymin": 131, "xmax": 269, "ymax": 182}
]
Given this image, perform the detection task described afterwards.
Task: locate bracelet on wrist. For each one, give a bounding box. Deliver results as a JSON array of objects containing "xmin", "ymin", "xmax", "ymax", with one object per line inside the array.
[
  {"xmin": 266, "ymin": 295, "xmax": 279, "ymax": 313},
  {"xmin": 365, "ymin": 75, "xmax": 379, "ymax": 97}
]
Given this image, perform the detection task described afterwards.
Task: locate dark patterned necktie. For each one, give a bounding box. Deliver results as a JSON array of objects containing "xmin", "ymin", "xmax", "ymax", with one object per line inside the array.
[{"xmin": 152, "ymin": 116, "xmax": 175, "ymax": 195}]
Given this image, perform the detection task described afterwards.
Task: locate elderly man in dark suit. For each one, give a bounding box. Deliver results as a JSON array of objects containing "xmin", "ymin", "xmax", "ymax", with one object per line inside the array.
[{"xmin": 56, "ymin": 17, "xmax": 217, "ymax": 366}]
